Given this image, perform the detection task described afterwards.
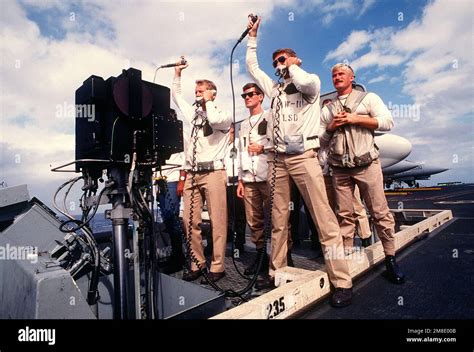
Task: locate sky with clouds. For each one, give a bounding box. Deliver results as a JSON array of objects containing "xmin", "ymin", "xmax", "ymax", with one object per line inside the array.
[{"xmin": 0, "ymin": 0, "xmax": 473, "ymax": 209}]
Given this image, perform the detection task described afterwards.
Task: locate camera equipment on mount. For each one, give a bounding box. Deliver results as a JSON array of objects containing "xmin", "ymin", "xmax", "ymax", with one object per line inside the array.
[
  {"xmin": 75, "ymin": 67, "xmax": 182, "ymax": 170},
  {"xmin": 64, "ymin": 67, "xmax": 183, "ymax": 319}
]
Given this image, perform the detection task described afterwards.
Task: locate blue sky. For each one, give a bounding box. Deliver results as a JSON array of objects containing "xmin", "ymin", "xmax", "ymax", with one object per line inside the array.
[
  {"xmin": 231, "ymin": 1, "xmax": 426, "ymax": 100},
  {"xmin": 0, "ymin": 0, "xmax": 473, "ymax": 207}
]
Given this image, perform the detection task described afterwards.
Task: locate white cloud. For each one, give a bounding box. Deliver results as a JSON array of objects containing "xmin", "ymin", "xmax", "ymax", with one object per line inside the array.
[
  {"xmin": 358, "ymin": 0, "xmax": 375, "ymax": 17},
  {"xmin": 325, "ymin": 27, "xmax": 405, "ymax": 70},
  {"xmin": 81, "ymin": 0, "xmax": 277, "ymax": 65},
  {"xmin": 325, "ymin": 30, "xmax": 372, "ymax": 61},
  {"xmin": 282, "ymin": 0, "xmax": 377, "ymax": 25},
  {"xmin": 350, "ymin": 51, "xmax": 404, "ymax": 71},
  {"xmin": 394, "ymin": 0, "xmax": 473, "ymax": 124},
  {"xmin": 367, "ymin": 74, "xmax": 388, "ymax": 84}
]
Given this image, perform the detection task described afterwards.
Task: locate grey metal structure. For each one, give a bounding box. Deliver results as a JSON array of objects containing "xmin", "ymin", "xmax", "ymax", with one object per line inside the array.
[
  {"xmin": 0, "ymin": 184, "xmax": 225, "ymax": 319},
  {"xmin": 155, "ymin": 273, "xmax": 225, "ymax": 319},
  {"xmin": 0, "ymin": 185, "xmax": 103, "ymax": 318}
]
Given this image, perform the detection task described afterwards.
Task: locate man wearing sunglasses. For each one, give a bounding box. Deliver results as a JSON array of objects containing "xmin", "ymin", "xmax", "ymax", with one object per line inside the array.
[
  {"xmin": 319, "ymin": 63, "xmax": 405, "ymax": 285},
  {"xmin": 245, "ymin": 17, "xmax": 352, "ymax": 307},
  {"xmin": 172, "ymin": 59, "xmax": 232, "ymax": 283},
  {"xmin": 236, "ymin": 83, "xmax": 271, "ymax": 277}
]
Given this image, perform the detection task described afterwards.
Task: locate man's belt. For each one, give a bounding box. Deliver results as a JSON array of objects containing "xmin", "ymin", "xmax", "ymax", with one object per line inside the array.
[{"xmin": 187, "ymin": 159, "xmax": 225, "ymax": 173}]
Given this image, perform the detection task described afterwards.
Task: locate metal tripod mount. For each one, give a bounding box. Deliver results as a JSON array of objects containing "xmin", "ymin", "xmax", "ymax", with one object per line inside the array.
[{"xmin": 105, "ymin": 167, "xmax": 133, "ymax": 319}]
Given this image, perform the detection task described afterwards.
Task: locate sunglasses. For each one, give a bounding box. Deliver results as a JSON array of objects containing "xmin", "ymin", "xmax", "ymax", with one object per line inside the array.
[
  {"xmin": 241, "ymin": 91, "xmax": 260, "ymax": 99},
  {"xmin": 272, "ymin": 55, "xmax": 286, "ymax": 68}
]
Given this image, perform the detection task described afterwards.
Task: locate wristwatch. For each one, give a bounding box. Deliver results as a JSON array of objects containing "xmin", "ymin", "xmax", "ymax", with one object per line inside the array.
[{"xmin": 179, "ymin": 170, "xmax": 187, "ymax": 181}]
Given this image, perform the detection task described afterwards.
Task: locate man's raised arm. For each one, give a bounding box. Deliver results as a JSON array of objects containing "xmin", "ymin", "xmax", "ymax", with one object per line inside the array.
[
  {"xmin": 245, "ymin": 17, "xmax": 274, "ymax": 98},
  {"xmin": 171, "ymin": 61, "xmax": 195, "ymax": 123}
]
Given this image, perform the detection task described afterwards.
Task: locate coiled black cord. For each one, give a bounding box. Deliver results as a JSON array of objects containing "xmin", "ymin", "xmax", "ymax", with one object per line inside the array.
[
  {"xmin": 248, "ymin": 81, "xmax": 285, "ymax": 284},
  {"xmin": 184, "ymin": 110, "xmax": 221, "ymax": 286},
  {"xmin": 180, "ymin": 105, "xmax": 247, "ymax": 301},
  {"xmin": 225, "ymin": 43, "xmax": 286, "ymax": 294},
  {"xmin": 229, "ymin": 41, "xmax": 254, "ymax": 282},
  {"xmin": 173, "ymin": 37, "xmax": 285, "ymax": 301}
]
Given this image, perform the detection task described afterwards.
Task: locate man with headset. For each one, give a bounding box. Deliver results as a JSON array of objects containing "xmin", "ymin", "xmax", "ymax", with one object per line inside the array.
[
  {"xmin": 320, "ymin": 98, "xmax": 372, "ymax": 253},
  {"xmin": 246, "ymin": 17, "xmax": 352, "ymax": 307},
  {"xmin": 320, "ymin": 63, "xmax": 405, "ymax": 284},
  {"xmin": 172, "ymin": 60, "xmax": 232, "ymax": 284}
]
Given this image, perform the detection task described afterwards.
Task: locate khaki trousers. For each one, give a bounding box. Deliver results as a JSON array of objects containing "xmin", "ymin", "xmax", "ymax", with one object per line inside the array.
[
  {"xmin": 183, "ymin": 170, "xmax": 228, "ymax": 273},
  {"xmin": 353, "ymin": 186, "xmax": 372, "ymax": 240},
  {"xmin": 243, "ymin": 182, "xmax": 293, "ymax": 252},
  {"xmin": 323, "ymin": 176, "xmax": 372, "ymax": 246},
  {"xmin": 332, "ymin": 159, "xmax": 396, "ymax": 256},
  {"xmin": 268, "ymin": 150, "xmax": 352, "ymax": 289},
  {"xmin": 243, "ymin": 181, "xmax": 270, "ymax": 250}
]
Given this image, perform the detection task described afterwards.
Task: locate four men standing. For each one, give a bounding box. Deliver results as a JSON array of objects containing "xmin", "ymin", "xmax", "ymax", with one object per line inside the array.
[{"xmin": 169, "ymin": 16, "xmax": 405, "ymax": 308}]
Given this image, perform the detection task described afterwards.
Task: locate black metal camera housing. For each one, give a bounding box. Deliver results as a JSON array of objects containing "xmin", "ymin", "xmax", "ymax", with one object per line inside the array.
[{"xmin": 75, "ymin": 67, "xmax": 183, "ymax": 172}]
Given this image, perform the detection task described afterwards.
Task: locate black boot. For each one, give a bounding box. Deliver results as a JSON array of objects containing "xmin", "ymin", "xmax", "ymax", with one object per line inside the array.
[
  {"xmin": 287, "ymin": 249, "xmax": 294, "ymax": 267},
  {"xmin": 182, "ymin": 269, "xmax": 203, "ymax": 281},
  {"xmin": 244, "ymin": 249, "xmax": 268, "ymax": 275},
  {"xmin": 311, "ymin": 237, "xmax": 322, "ymax": 252},
  {"xmin": 255, "ymin": 275, "xmax": 275, "ymax": 291},
  {"xmin": 385, "ymin": 255, "xmax": 405, "ymax": 284},
  {"xmin": 360, "ymin": 238, "xmax": 372, "ymax": 248},
  {"xmin": 330, "ymin": 287, "xmax": 353, "ymax": 308}
]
